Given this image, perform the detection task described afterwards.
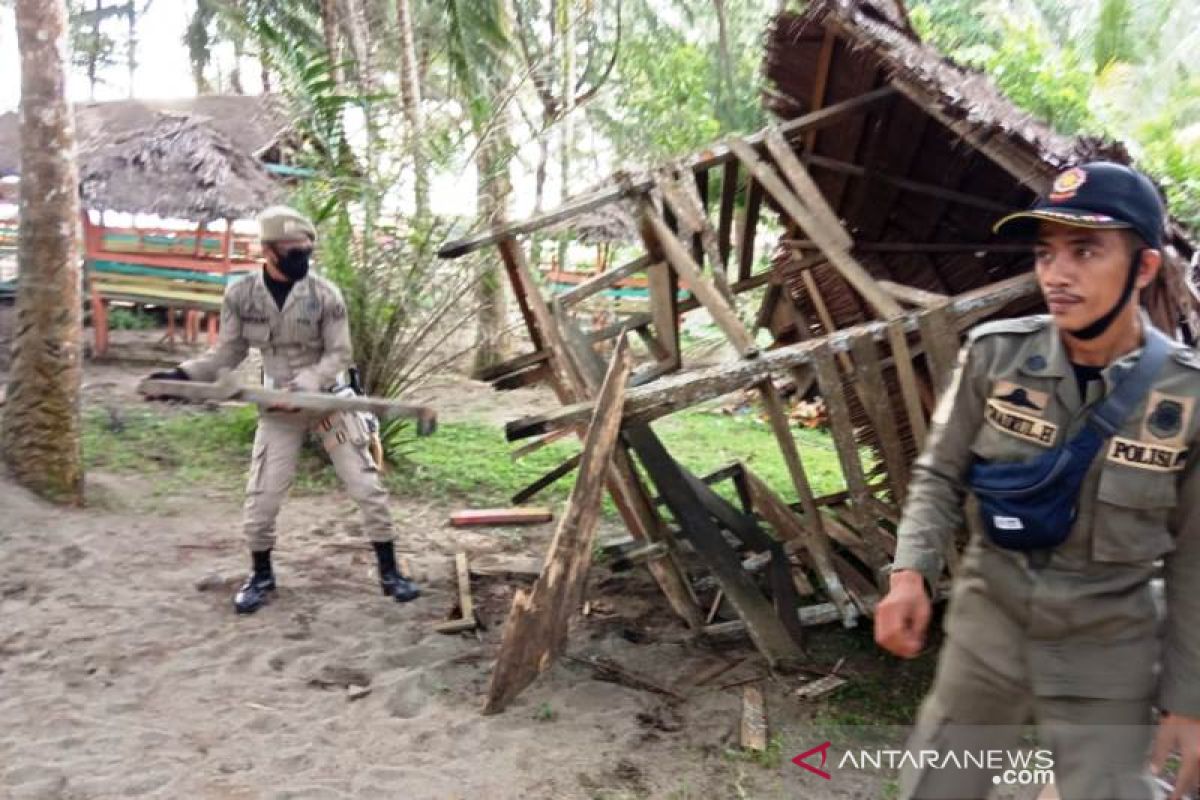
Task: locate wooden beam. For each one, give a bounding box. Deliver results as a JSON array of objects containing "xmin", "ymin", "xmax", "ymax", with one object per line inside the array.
[
  {"xmin": 803, "ymin": 154, "xmax": 1010, "ymax": 213},
  {"xmin": 504, "ymin": 275, "xmax": 1040, "ymax": 440},
  {"xmin": 640, "ymin": 202, "xmax": 757, "ymax": 357},
  {"xmin": 656, "ymin": 174, "xmax": 735, "ymax": 304},
  {"xmin": 804, "ymin": 29, "xmax": 838, "ymax": 153},
  {"xmin": 849, "ymin": 332, "xmax": 911, "ymax": 504},
  {"xmin": 736, "ymin": 179, "xmax": 763, "ymax": 281},
  {"xmin": 887, "ymin": 321, "xmax": 929, "ymax": 447},
  {"xmin": 475, "ymin": 349, "xmax": 549, "ymax": 383},
  {"xmin": 434, "ymin": 553, "xmax": 478, "ymax": 633},
  {"xmin": 811, "ymin": 346, "xmax": 874, "ymax": 527},
  {"xmin": 784, "ymin": 239, "xmax": 1031, "ymax": 255},
  {"xmin": 510, "ymin": 426, "xmax": 574, "ymax": 461},
  {"xmin": 437, "ymin": 86, "xmax": 899, "ymax": 259},
  {"xmin": 628, "ymin": 429, "xmax": 804, "ymax": 671},
  {"xmin": 741, "ymin": 467, "xmax": 855, "ymax": 624},
  {"xmin": 482, "ymin": 338, "xmax": 633, "ymax": 714},
  {"xmin": 510, "ymin": 451, "xmax": 583, "ymax": 505},
  {"xmin": 717, "ymin": 160, "xmax": 739, "ymax": 272},
  {"xmin": 558, "ymin": 254, "xmax": 653, "ymax": 309},
  {"xmin": 728, "ymin": 136, "xmax": 904, "ymax": 320},
  {"xmin": 917, "ymin": 302, "xmax": 961, "ymax": 397},
  {"xmin": 877, "ymin": 280, "xmax": 949, "ymax": 309},
  {"xmin": 764, "ymin": 129, "xmax": 852, "ymax": 251}
]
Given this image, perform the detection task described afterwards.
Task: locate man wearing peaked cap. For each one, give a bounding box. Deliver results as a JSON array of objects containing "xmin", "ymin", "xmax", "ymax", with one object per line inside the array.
[
  {"xmin": 147, "ymin": 205, "xmax": 420, "ymax": 613},
  {"xmin": 874, "ymin": 162, "xmax": 1200, "ymax": 799}
]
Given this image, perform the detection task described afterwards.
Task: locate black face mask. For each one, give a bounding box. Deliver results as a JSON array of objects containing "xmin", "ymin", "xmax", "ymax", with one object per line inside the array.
[{"xmin": 275, "ymin": 247, "xmax": 312, "ymax": 281}]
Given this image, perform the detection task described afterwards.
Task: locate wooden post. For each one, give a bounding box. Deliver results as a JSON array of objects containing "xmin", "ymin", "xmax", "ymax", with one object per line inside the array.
[
  {"xmin": 483, "ymin": 338, "xmax": 633, "ymax": 714},
  {"xmin": 717, "ymin": 160, "xmax": 738, "ymax": 273},
  {"xmin": 849, "ymin": 332, "xmax": 911, "ymax": 504},
  {"xmin": 811, "ymin": 346, "xmax": 874, "ymax": 529},
  {"xmin": 640, "ymin": 202, "xmax": 757, "ymax": 357},
  {"xmin": 736, "ymin": 179, "xmax": 762, "ymax": 281}
]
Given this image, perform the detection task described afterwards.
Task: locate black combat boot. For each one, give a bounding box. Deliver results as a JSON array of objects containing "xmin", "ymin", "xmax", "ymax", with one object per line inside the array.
[
  {"xmin": 373, "ymin": 541, "xmax": 420, "ymax": 603},
  {"xmin": 233, "ymin": 550, "xmax": 276, "ymax": 614}
]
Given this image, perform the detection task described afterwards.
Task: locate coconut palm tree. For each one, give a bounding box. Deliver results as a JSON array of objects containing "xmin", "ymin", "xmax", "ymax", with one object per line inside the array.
[{"xmin": 3, "ymin": 0, "xmax": 86, "ymax": 503}]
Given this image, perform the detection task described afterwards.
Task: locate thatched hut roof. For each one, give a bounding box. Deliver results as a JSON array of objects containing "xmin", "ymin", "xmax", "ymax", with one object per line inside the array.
[
  {"xmin": 762, "ymin": 0, "xmax": 1194, "ymax": 337},
  {"xmin": 78, "ymin": 114, "xmax": 282, "ymax": 220},
  {"xmin": 0, "ymin": 94, "xmax": 291, "ymax": 177},
  {"xmin": 546, "ymin": 203, "xmax": 638, "ymax": 245}
]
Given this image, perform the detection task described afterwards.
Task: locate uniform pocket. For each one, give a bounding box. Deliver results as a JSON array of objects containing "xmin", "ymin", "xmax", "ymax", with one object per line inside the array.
[
  {"xmin": 243, "ymin": 322, "xmax": 271, "ymax": 346},
  {"xmin": 1091, "ymin": 465, "xmax": 1177, "ymax": 563}
]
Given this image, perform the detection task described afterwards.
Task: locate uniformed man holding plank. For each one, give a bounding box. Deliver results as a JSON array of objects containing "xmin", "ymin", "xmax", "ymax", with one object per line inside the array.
[{"xmin": 875, "ymin": 162, "xmax": 1200, "ymax": 799}]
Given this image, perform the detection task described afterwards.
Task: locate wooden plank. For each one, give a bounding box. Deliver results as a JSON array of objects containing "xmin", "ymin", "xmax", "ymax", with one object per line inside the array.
[
  {"xmin": 510, "ymin": 426, "xmax": 574, "ymax": 461},
  {"xmin": 877, "ymin": 280, "xmax": 950, "ymax": 309},
  {"xmin": 703, "ymin": 602, "xmax": 842, "ymax": 641},
  {"xmin": 918, "ymin": 302, "xmax": 961, "ymax": 397},
  {"xmin": 804, "ymin": 154, "xmax": 1011, "ymax": 213},
  {"xmin": 741, "ymin": 467, "xmax": 854, "ymax": 624},
  {"xmin": 717, "ymin": 160, "xmax": 738, "ymax": 272},
  {"xmin": 821, "ymin": 512, "xmax": 888, "ymax": 577},
  {"xmin": 504, "ymin": 276, "xmax": 1040, "ymax": 440},
  {"xmin": 434, "ymin": 553, "xmax": 477, "ymax": 633},
  {"xmin": 647, "ymin": 262, "xmax": 680, "ymax": 366},
  {"xmin": 728, "ymin": 137, "xmax": 903, "ymax": 320},
  {"xmin": 626, "ymin": 428, "xmax": 804, "ymax": 671},
  {"xmin": 736, "ymin": 178, "xmax": 763, "ymax": 281},
  {"xmin": 670, "ymin": 173, "xmax": 736, "ymax": 305},
  {"xmin": 510, "ymin": 452, "xmax": 583, "ymax": 505},
  {"xmin": 764, "ymin": 128, "xmax": 852, "ymax": 251},
  {"xmin": 482, "ymin": 338, "xmax": 633, "ymax": 714},
  {"xmin": 140, "ymin": 378, "xmax": 437, "ymax": 431},
  {"xmin": 803, "ymin": 29, "xmax": 837, "ymax": 153},
  {"xmin": 887, "ymin": 320, "xmax": 929, "ymax": 447},
  {"xmin": 741, "ymin": 686, "xmax": 768, "ymax": 751},
  {"xmin": 437, "ymin": 87, "xmax": 900, "ymax": 259},
  {"xmin": 756, "ymin": 379, "xmax": 824, "ymax": 529},
  {"xmin": 558, "ymin": 254, "xmax": 653, "ymax": 309},
  {"xmin": 831, "ymin": 552, "xmax": 881, "ymax": 618},
  {"xmin": 476, "ymin": 350, "xmax": 549, "ymax": 383},
  {"xmin": 641, "ymin": 204, "xmax": 757, "ymax": 357},
  {"xmin": 451, "ymin": 508, "xmax": 554, "ymax": 527},
  {"xmin": 811, "ymin": 346, "xmax": 874, "ymax": 523},
  {"xmin": 849, "ymin": 332, "xmax": 911, "ymax": 504}
]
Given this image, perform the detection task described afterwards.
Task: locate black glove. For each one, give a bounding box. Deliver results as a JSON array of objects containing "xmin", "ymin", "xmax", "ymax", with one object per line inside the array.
[{"xmin": 144, "ymin": 367, "xmax": 189, "ymax": 401}]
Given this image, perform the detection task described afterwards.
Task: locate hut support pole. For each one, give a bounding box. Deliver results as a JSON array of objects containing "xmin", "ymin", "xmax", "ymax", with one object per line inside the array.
[{"xmin": 519, "ymin": 261, "xmax": 701, "ymax": 627}]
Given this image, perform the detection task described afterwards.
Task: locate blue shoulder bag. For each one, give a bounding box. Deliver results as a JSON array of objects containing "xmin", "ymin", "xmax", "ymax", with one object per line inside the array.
[{"xmin": 967, "ymin": 327, "xmax": 1171, "ymax": 551}]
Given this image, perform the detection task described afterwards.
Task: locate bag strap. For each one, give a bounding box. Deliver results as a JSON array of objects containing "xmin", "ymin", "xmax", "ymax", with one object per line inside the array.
[{"xmin": 1086, "ymin": 325, "xmax": 1172, "ymax": 437}]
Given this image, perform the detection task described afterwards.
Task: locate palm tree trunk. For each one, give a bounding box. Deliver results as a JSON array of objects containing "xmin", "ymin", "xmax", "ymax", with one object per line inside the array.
[
  {"xmin": 473, "ymin": 123, "xmax": 513, "ymax": 372},
  {"xmin": 396, "ymin": 0, "xmax": 429, "ymax": 221},
  {"xmin": 4, "ymin": 0, "xmax": 85, "ymax": 504},
  {"xmin": 320, "ymin": 0, "xmax": 343, "ymax": 87}
]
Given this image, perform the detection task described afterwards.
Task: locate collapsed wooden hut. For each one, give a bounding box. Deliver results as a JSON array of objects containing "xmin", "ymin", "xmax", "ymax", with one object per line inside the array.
[{"xmin": 436, "ymin": 0, "xmax": 1199, "ymax": 713}]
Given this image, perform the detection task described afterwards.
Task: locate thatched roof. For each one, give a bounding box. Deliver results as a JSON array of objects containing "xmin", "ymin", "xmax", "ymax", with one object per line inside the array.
[
  {"xmin": 547, "ymin": 203, "xmax": 638, "ymax": 245},
  {"xmin": 0, "ymin": 94, "xmax": 291, "ymax": 177},
  {"xmin": 762, "ymin": 0, "xmax": 1194, "ymax": 333},
  {"xmin": 78, "ymin": 115, "xmax": 282, "ymax": 220}
]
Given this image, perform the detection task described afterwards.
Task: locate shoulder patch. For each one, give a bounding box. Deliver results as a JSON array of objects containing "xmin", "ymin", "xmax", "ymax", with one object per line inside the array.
[{"xmin": 967, "ymin": 315, "xmax": 1050, "ymax": 342}]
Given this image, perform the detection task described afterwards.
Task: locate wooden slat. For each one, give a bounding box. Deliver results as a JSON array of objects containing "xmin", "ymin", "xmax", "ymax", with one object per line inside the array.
[
  {"xmin": 558, "ymin": 254, "xmax": 653, "ymax": 309},
  {"xmin": 717, "ymin": 160, "xmax": 738, "ymax": 273},
  {"xmin": 764, "ymin": 129, "xmax": 852, "ymax": 251},
  {"xmin": 742, "ymin": 466, "xmax": 854, "ymax": 624},
  {"xmin": 849, "ymin": 332, "xmax": 911, "ymax": 504},
  {"xmin": 628, "ymin": 429, "xmax": 804, "ymax": 670},
  {"xmin": 757, "ymin": 379, "xmax": 825, "ymax": 529},
  {"xmin": 510, "ymin": 452, "xmax": 583, "ymax": 505},
  {"xmin": 736, "ymin": 178, "xmax": 763, "ymax": 281},
  {"xmin": 642, "ymin": 204, "xmax": 756, "ymax": 357},
  {"xmin": 887, "ymin": 320, "xmax": 929, "ymax": 447},
  {"xmin": 877, "ymin": 280, "xmax": 950, "ymax": 309},
  {"xmin": 676, "ymin": 173, "xmax": 735, "ymax": 303},
  {"xmin": 804, "ymin": 154, "xmax": 1011, "ymax": 213},
  {"xmin": 728, "ymin": 137, "xmax": 903, "ymax": 320},
  {"xmin": 475, "ymin": 350, "xmax": 549, "ymax": 383},
  {"xmin": 450, "ymin": 508, "xmax": 554, "ymax": 527},
  {"xmin": 741, "ymin": 685, "xmax": 768, "ymax": 751},
  {"xmin": 504, "ymin": 276, "xmax": 1041, "ymax": 440},
  {"xmin": 482, "ymin": 338, "xmax": 633, "ymax": 714},
  {"xmin": 438, "ymin": 87, "xmax": 899, "ymax": 259},
  {"xmin": 804, "ymin": 29, "xmax": 837, "ymax": 153},
  {"xmin": 811, "ymin": 346, "xmax": 873, "ymax": 527},
  {"xmin": 918, "ymin": 303, "xmax": 961, "ymax": 397},
  {"xmin": 434, "ymin": 553, "xmax": 477, "ymax": 633}
]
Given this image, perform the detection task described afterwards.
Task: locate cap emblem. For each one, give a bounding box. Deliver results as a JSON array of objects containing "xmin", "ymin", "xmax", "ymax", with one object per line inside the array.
[{"xmin": 1049, "ymin": 167, "xmax": 1088, "ymax": 203}]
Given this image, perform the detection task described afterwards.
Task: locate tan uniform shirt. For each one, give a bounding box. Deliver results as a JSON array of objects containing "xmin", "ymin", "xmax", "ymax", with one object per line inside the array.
[
  {"xmin": 893, "ymin": 313, "xmax": 1200, "ymax": 716},
  {"xmin": 179, "ymin": 270, "xmax": 352, "ymax": 393}
]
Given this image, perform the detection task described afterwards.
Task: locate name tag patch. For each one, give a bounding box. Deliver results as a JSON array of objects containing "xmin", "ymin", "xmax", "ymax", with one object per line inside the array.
[
  {"xmin": 1107, "ymin": 436, "xmax": 1188, "ymax": 472},
  {"xmin": 985, "ymin": 399, "xmax": 1058, "ymax": 447}
]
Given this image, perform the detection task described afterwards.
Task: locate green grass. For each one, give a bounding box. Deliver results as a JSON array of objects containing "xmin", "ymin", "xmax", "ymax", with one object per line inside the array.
[{"xmin": 82, "ymin": 402, "xmax": 853, "ymax": 514}]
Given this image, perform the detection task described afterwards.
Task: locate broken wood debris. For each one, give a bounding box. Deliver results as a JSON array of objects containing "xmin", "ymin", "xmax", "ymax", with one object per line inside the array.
[
  {"xmin": 740, "ymin": 685, "xmax": 768, "ymax": 751},
  {"xmin": 449, "ymin": 508, "xmax": 554, "ymax": 527},
  {"xmin": 434, "ymin": 552, "xmax": 479, "ymax": 634}
]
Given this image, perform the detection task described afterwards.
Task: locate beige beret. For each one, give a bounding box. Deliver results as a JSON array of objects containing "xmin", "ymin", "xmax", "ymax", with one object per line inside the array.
[{"xmin": 257, "ymin": 205, "xmax": 317, "ymax": 243}]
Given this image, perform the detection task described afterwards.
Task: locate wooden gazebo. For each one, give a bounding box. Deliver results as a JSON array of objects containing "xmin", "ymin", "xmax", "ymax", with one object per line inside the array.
[{"xmin": 437, "ymin": 0, "xmax": 1199, "ymax": 712}]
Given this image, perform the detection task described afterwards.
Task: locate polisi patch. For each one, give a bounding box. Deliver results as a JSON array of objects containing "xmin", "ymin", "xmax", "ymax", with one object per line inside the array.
[
  {"xmin": 1107, "ymin": 436, "xmax": 1188, "ymax": 473},
  {"xmin": 985, "ymin": 399, "xmax": 1058, "ymax": 447}
]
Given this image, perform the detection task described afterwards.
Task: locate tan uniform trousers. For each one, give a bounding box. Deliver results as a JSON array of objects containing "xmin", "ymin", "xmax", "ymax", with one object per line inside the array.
[
  {"xmin": 243, "ymin": 408, "xmax": 395, "ymax": 551},
  {"xmin": 900, "ymin": 640, "xmax": 1160, "ymax": 800}
]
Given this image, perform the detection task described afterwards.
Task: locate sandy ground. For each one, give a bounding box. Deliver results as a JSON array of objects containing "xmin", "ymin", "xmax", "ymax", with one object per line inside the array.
[{"xmin": 0, "ymin": 319, "xmax": 1048, "ymax": 800}]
